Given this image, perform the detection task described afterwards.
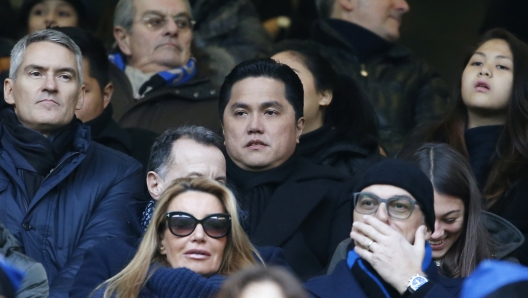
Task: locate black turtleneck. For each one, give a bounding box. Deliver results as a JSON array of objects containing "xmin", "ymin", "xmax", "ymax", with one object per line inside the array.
[
  {"xmin": 85, "ymin": 103, "xmax": 131, "ymax": 155},
  {"xmin": 325, "ymin": 19, "xmax": 392, "ymax": 62},
  {"xmin": 465, "ymin": 125, "xmax": 503, "ymax": 189},
  {"xmin": 298, "ymin": 125, "xmax": 338, "ymax": 164},
  {"xmin": 0, "ymin": 108, "xmax": 78, "ymax": 199},
  {"xmin": 226, "ymin": 152, "xmax": 299, "ymax": 234}
]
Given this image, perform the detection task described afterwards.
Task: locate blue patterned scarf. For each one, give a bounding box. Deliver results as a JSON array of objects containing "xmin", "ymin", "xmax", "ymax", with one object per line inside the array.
[{"xmin": 109, "ymin": 53, "xmax": 197, "ymax": 96}]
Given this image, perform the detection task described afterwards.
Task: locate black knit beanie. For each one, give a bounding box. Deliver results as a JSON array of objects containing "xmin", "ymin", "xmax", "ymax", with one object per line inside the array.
[{"xmin": 355, "ymin": 159, "xmax": 435, "ymax": 232}]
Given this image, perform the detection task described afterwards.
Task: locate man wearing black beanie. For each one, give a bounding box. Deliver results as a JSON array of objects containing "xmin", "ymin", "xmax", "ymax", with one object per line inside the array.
[{"xmin": 305, "ymin": 159, "xmax": 463, "ymax": 298}]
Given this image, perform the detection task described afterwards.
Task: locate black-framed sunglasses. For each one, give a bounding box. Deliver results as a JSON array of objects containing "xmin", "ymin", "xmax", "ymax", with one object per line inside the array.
[
  {"xmin": 165, "ymin": 212, "xmax": 231, "ymax": 238},
  {"xmin": 353, "ymin": 192, "xmax": 417, "ymax": 220}
]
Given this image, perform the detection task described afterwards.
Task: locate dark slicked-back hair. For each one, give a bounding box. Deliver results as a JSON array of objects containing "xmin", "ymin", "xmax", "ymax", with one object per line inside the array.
[
  {"xmin": 218, "ymin": 58, "xmax": 304, "ymax": 121},
  {"xmin": 52, "ymin": 26, "xmax": 109, "ymax": 92},
  {"xmin": 147, "ymin": 125, "xmax": 223, "ymax": 177}
]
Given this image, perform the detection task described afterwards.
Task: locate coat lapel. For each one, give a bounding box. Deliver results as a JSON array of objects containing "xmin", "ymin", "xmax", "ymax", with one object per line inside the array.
[{"xmin": 250, "ymin": 178, "xmax": 329, "ymax": 247}]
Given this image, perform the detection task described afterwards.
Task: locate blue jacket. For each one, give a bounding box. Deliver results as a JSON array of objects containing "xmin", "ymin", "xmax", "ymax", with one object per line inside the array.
[
  {"xmin": 0, "ymin": 122, "xmax": 145, "ymax": 297},
  {"xmin": 461, "ymin": 260, "xmax": 528, "ymax": 298}
]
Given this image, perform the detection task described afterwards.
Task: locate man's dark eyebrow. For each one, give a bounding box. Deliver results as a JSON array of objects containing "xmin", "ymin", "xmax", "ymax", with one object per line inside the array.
[
  {"xmin": 230, "ymin": 102, "xmax": 249, "ymax": 110},
  {"xmin": 230, "ymin": 101, "xmax": 284, "ymax": 110},
  {"xmin": 261, "ymin": 101, "xmax": 284, "ymax": 109}
]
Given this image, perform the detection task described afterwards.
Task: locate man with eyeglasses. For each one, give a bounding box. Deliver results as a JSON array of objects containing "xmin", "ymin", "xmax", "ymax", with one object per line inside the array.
[
  {"xmin": 109, "ymin": 0, "xmax": 224, "ymax": 135},
  {"xmin": 305, "ymin": 159, "xmax": 462, "ymax": 297}
]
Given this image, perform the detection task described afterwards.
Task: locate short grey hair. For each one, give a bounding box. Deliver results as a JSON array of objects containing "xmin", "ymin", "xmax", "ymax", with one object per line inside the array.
[
  {"xmin": 10, "ymin": 29, "xmax": 84, "ymax": 87},
  {"xmin": 316, "ymin": 0, "xmax": 336, "ymax": 18},
  {"xmin": 114, "ymin": 0, "xmax": 193, "ymax": 32}
]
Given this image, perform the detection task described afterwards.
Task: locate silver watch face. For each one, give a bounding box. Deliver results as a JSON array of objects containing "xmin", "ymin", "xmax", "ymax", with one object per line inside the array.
[{"xmin": 410, "ymin": 276, "xmax": 428, "ymax": 291}]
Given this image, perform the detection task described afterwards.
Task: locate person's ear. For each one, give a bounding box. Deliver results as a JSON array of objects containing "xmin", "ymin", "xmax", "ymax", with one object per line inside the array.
[
  {"xmin": 102, "ymin": 82, "xmax": 114, "ymax": 108},
  {"xmin": 319, "ymin": 89, "xmax": 333, "ymax": 107},
  {"xmin": 75, "ymin": 84, "xmax": 85, "ymax": 110},
  {"xmin": 4, "ymin": 78, "xmax": 15, "ymax": 105},
  {"xmin": 337, "ymin": 0, "xmax": 355, "ymax": 12},
  {"xmin": 114, "ymin": 26, "xmax": 132, "ymax": 56},
  {"xmin": 159, "ymin": 240, "xmax": 166, "ymax": 255},
  {"xmin": 147, "ymin": 171, "xmax": 164, "ymax": 201},
  {"xmin": 295, "ymin": 117, "xmax": 305, "ymax": 143}
]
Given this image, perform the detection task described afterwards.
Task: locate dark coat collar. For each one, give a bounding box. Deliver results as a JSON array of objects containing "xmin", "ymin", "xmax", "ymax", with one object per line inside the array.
[
  {"xmin": 311, "ymin": 19, "xmax": 411, "ymax": 60},
  {"xmin": 247, "ymin": 158, "xmax": 347, "ymax": 247},
  {"xmin": 86, "ymin": 104, "xmax": 133, "ymax": 155}
]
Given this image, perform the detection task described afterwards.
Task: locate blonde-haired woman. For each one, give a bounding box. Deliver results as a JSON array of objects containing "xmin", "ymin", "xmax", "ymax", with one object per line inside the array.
[{"xmin": 96, "ymin": 177, "xmax": 261, "ymax": 298}]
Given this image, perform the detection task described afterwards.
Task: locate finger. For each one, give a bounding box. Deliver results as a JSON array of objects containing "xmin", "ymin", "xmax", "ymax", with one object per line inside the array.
[
  {"xmin": 363, "ymin": 215, "xmax": 396, "ymax": 236},
  {"xmin": 413, "ymin": 225, "xmax": 426, "ymax": 256},
  {"xmin": 353, "ymin": 221, "xmax": 385, "ymax": 243},
  {"xmin": 354, "ymin": 244, "xmax": 373, "ymax": 263},
  {"xmin": 351, "ymin": 231, "xmax": 376, "ymax": 251}
]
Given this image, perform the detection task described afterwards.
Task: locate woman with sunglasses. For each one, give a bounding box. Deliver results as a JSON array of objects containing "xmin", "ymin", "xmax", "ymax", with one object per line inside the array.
[
  {"xmin": 96, "ymin": 177, "xmax": 260, "ymax": 298},
  {"xmin": 305, "ymin": 159, "xmax": 462, "ymax": 297}
]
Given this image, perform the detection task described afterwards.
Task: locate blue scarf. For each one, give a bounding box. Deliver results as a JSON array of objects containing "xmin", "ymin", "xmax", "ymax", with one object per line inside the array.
[
  {"xmin": 347, "ymin": 243, "xmax": 434, "ymax": 298},
  {"xmin": 109, "ymin": 53, "xmax": 197, "ymax": 96}
]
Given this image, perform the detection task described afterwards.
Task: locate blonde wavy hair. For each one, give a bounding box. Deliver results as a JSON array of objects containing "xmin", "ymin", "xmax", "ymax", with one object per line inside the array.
[{"xmin": 96, "ymin": 177, "xmax": 261, "ymax": 298}]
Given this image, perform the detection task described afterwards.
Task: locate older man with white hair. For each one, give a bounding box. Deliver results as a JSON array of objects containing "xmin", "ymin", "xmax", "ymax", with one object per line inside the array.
[{"xmin": 109, "ymin": 0, "xmax": 235, "ymax": 135}]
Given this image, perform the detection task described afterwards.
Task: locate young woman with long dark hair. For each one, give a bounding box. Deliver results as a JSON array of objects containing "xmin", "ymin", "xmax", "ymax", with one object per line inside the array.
[
  {"xmin": 401, "ymin": 28, "xmax": 528, "ymax": 264},
  {"xmin": 401, "ymin": 143, "xmax": 522, "ymax": 277},
  {"xmin": 271, "ymin": 40, "xmax": 382, "ymax": 178}
]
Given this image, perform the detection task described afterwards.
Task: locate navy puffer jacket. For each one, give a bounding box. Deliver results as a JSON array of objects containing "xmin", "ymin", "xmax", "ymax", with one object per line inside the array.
[{"xmin": 0, "ymin": 121, "xmax": 144, "ymax": 297}]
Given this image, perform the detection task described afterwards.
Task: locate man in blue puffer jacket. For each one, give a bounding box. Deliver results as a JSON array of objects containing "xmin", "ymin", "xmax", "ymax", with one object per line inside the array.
[{"xmin": 1, "ymin": 29, "xmax": 144, "ymax": 297}]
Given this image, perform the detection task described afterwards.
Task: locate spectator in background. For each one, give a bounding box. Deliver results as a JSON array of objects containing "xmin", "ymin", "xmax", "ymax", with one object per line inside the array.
[
  {"xmin": 110, "ymin": 0, "xmax": 225, "ymax": 134},
  {"xmin": 401, "ymin": 28, "xmax": 528, "ymax": 265},
  {"xmin": 219, "ymin": 58, "xmax": 352, "ymax": 279},
  {"xmin": 190, "ymin": 0, "xmax": 271, "ymax": 63},
  {"xmin": 402, "ymin": 144, "xmax": 523, "ymax": 275},
  {"xmin": 18, "ymin": 0, "xmax": 89, "ymax": 35},
  {"xmin": 312, "ymin": 0, "xmax": 452, "ymax": 156},
  {"xmin": 52, "ymin": 26, "xmax": 157, "ymax": 169},
  {"xmin": 271, "ymin": 40, "xmax": 383, "ymax": 178},
  {"xmin": 1, "ymin": 29, "xmax": 144, "ymax": 296},
  {"xmin": 216, "ymin": 266, "xmax": 308, "ymax": 298}
]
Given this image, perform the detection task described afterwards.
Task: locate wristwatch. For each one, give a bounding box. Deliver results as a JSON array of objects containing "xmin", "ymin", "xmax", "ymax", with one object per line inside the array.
[{"xmin": 408, "ymin": 274, "xmax": 428, "ymax": 293}]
